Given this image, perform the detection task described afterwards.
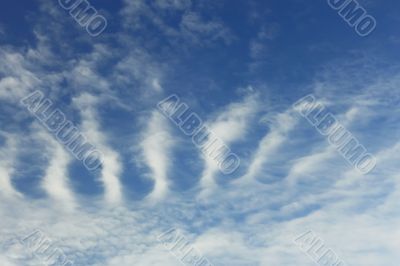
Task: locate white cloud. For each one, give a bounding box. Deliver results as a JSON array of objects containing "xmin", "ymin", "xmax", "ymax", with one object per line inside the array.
[
  {"xmin": 34, "ymin": 126, "xmax": 77, "ymax": 210},
  {"xmin": 238, "ymin": 110, "xmax": 298, "ymax": 184},
  {"xmin": 1, "ymin": 2, "xmax": 400, "ymax": 265},
  {"xmin": 0, "ymin": 132, "xmax": 22, "ymax": 198},
  {"xmin": 73, "ymin": 93, "xmax": 123, "ymax": 205},
  {"xmin": 199, "ymin": 94, "xmax": 258, "ymax": 191},
  {"xmin": 139, "ymin": 111, "xmax": 175, "ymax": 202},
  {"xmin": 0, "ymin": 49, "xmax": 41, "ymax": 103}
]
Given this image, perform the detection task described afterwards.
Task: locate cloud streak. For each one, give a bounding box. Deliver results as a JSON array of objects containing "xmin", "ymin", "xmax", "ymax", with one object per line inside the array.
[{"xmin": 140, "ymin": 111, "xmax": 175, "ymax": 201}]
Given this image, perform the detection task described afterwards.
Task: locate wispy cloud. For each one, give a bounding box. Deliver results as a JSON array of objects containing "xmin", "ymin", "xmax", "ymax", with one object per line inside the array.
[
  {"xmin": 1, "ymin": 1, "xmax": 400, "ymax": 265},
  {"xmin": 140, "ymin": 111, "xmax": 175, "ymax": 202},
  {"xmin": 239, "ymin": 110, "xmax": 298, "ymax": 184},
  {"xmin": 73, "ymin": 93, "xmax": 123, "ymax": 205},
  {"xmin": 199, "ymin": 94, "xmax": 258, "ymax": 191},
  {"xmin": 35, "ymin": 126, "xmax": 77, "ymax": 210},
  {"xmin": 0, "ymin": 132, "xmax": 21, "ymax": 198}
]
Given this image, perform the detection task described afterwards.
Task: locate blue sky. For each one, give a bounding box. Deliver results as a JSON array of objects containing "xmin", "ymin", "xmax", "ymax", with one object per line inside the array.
[{"xmin": 0, "ymin": 0, "xmax": 400, "ymax": 265}]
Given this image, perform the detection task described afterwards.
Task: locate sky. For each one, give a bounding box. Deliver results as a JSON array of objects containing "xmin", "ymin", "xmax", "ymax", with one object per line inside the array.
[{"xmin": 0, "ymin": 0, "xmax": 399, "ymax": 265}]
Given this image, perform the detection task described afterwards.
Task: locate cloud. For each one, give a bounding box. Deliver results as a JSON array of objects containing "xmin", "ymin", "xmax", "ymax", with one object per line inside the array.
[
  {"xmin": 72, "ymin": 93, "xmax": 123, "ymax": 205},
  {"xmin": 249, "ymin": 23, "xmax": 279, "ymax": 60},
  {"xmin": 238, "ymin": 110, "xmax": 298, "ymax": 184},
  {"xmin": 120, "ymin": 0, "xmax": 234, "ymax": 47},
  {"xmin": 0, "ymin": 132, "xmax": 22, "ymax": 198},
  {"xmin": 154, "ymin": 0, "xmax": 192, "ymax": 10},
  {"xmin": 199, "ymin": 94, "xmax": 258, "ymax": 191},
  {"xmin": 113, "ymin": 50, "xmax": 165, "ymax": 96},
  {"xmin": 139, "ymin": 111, "xmax": 175, "ymax": 202},
  {"xmin": 34, "ymin": 126, "xmax": 77, "ymax": 210},
  {"xmin": 0, "ymin": 49, "xmax": 42, "ymax": 103},
  {"xmin": 180, "ymin": 11, "xmax": 235, "ymax": 45},
  {"xmin": 1, "ymin": 1, "xmax": 400, "ymax": 265}
]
